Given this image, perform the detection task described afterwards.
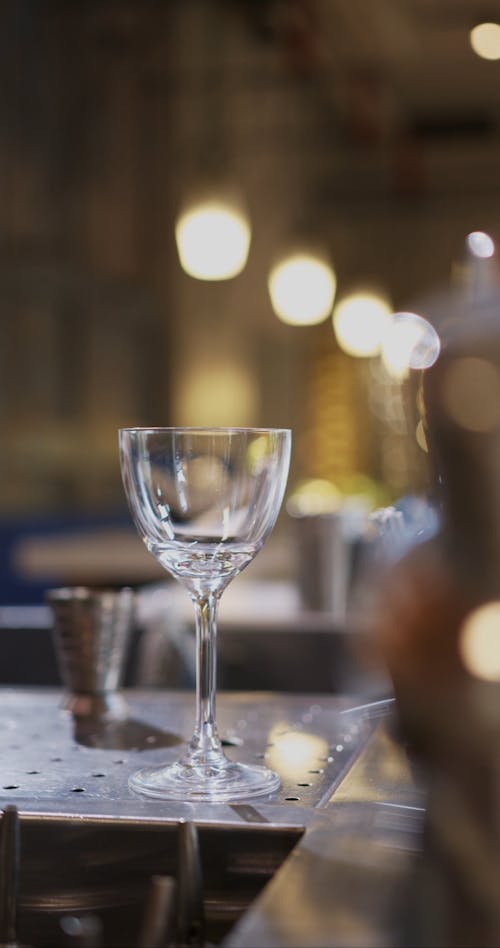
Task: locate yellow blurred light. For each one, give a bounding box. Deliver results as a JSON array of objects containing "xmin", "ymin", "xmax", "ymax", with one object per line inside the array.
[
  {"xmin": 268, "ymin": 254, "xmax": 336, "ymax": 326},
  {"xmin": 442, "ymin": 357, "xmax": 500, "ymax": 432},
  {"xmin": 466, "ymin": 230, "xmax": 495, "ymax": 258},
  {"xmin": 459, "ymin": 602, "xmax": 500, "ymax": 680},
  {"xmin": 381, "ymin": 312, "xmax": 440, "ymax": 380},
  {"xmin": 176, "ymin": 361, "xmax": 258, "ymax": 427},
  {"xmin": 470, "ymin": 22, "xmax": 500, "ymax": 60},
  {"xmin": 246, "ymin": 434, "xmax": 272, "ymax": 474},
  {"xmin": 175, "ymin": 200, "xmax": 251, "ymax": 280},
  {"xmin": 333, "ymin": 293, "xmax": 392, "ymax": 357},
  {"xmin": 287, "ymin": 479, "xmax": 341, "ymax": 516},
  {"xmin": 266, "ymin": 726, "xmax": 328, "ymax": 782}
]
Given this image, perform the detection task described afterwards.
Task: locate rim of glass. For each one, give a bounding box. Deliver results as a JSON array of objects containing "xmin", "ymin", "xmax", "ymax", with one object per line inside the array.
[{"xmin": 119, "ymin": 426, "xmax": 291, "ymax": 435}]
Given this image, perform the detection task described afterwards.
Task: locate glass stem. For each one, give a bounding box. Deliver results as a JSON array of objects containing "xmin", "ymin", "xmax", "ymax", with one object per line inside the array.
[{"xmin": 190, "ymin": 593, "xmax": 223, "ymax": 758}]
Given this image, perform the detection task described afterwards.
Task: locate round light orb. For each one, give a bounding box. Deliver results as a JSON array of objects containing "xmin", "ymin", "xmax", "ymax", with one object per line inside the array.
[
  {"xmin": 459, "ymin": 602, "xmax": 500, "ymax": 681},
  {"xmin": 466, "ymin": 230, "xmax": 495, "ymax": 258},
  {"xmin": 470, "ymin": 22, "xmax": 500, "ymax": 60},
  {"xmin": 268, "ymin": 254, "xmax": 336, "ymax": 326},
  {"xmin": 175, "ymin": 200, "xmax": 251, "ymax": 280},
  {"xmin": 381, "ymin": 312, "xmax": 441, "ymax": 379},
  {"xmin": 332, "ymin": 293, "xmax": 392, "ymax": 357}
]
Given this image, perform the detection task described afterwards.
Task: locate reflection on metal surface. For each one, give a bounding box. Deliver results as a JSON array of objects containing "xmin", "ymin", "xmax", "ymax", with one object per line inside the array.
[
  {"xmin": 0, "ymin": 690, "xmax": 373, "ymax": 821},
  {"xmin": 332, "ymin": 718, "xmax": 424, "ymax": 810},
  {"xmin": 72, "ymin": 715, "xmax": 182, "ymax": 751},
  {"xmin": 226, "ymin": 801, "xmax": 424, "ymax": 948},
  {"xmin": 266, "ymin": 728, "xmax": 328, "ymax": 784}
]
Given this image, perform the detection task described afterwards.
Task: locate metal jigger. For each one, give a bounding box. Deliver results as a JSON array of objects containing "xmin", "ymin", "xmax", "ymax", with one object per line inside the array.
[{"xmin": 46, "ymin": 586, "xmax": 134, "ymax": 719}]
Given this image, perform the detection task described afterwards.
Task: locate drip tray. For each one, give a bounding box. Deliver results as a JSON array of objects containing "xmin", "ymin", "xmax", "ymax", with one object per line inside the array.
[
  {"xmin": 0, "ymin": 688, "xmax": 378, "ymax": 946},
  {"xmin": 0, "ymin": 689, "xmax": 375, "ymax": 821}
]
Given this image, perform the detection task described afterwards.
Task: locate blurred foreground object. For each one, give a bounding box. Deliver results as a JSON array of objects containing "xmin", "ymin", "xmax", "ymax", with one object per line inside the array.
[{"xmin": 370, "ymin": 241, "xmax": 500, "ymax": 946}]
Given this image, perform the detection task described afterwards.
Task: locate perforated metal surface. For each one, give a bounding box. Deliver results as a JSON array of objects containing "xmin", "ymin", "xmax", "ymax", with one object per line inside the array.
[{"xmin": 0, "ymin": 689, "xmax": 374, "ymax": 826}]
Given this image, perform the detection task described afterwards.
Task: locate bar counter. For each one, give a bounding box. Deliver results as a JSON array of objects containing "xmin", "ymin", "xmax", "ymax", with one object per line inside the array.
[{"xmin": 0, "ymin": 687, "xmax": 424, "ymax": 947}]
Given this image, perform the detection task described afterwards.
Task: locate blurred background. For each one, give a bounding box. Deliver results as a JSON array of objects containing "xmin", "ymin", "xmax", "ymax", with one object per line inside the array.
[{"xmin": 0, "ymin": 0, "xmax": 499, "ymax": 614}]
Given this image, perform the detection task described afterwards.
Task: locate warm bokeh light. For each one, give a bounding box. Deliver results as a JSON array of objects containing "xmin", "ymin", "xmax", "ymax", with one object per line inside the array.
[
  {"xmin": 459, "ymin": 602, "xmax": 500, "ymax": 680},
  {"xmin": 381, "ymin": 312, "xmax": 441, "ymax": 379},
  {"xmin": 466, "ymin": 230, "xmax": 495, "ymax": 258},
  {"xmin": 176, "ymin": 361, "xmax": 258, "ymax": 426},
  {"xmin": 470, "ymin": 22, "xmax": 500, "ymax": 60},
  {"xmin": 266, "ymin": 726, "xmax": 328, "ymax": 782},
  {"xmin": 268, "ymin": 254, "xmax": 336, "ymax": 326},
  {"xmin": 442, "ymin": 357, "xmax": 500, "ymax": 432},
  {"xmin": 287, "ymin": 479, "xmax": 342, "ymax": 516},
  {"xmin": 175, "ymin": 200, "xmax": 251, "ymax": 280},
  {"xmin": 332, "ymin": 293, "xmax": 392, "ymax": 357}
]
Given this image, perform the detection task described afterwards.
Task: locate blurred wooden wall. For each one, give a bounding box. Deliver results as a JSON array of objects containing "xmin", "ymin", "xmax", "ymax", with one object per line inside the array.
[{"xmin": 0, "ymin": 0, "xmax": 174, "ymax": 512}]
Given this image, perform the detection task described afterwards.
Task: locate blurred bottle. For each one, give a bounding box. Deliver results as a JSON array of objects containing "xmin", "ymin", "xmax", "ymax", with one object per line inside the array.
[{"xmin": 374, "ymin": 234, "xmax": 500, "ymax": 947}]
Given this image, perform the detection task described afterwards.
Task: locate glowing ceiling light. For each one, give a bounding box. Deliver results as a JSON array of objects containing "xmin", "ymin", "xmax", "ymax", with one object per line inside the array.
[
  {"xmin": 381, "ymin": 312, "xmax": 441, "ymax": 380},
  {"xmin": 175, "ymin": 199, "xmax": 251, "ymax": 280},
  {"xmin": 332, "ymin": 292, "xmax": 392, "ymax": 357},
  {"xmin": 470, "ymin": 22, "xmax": 500, "ymax": 60},
  {"xmin": 466, "ymin": 231, "xmax": 495, "ymax": 258},
  {"xmin": 268, "ymin": 254, "xmax": 336, "ymax": 326},
  {"xmin": 459, "ymin": 602, "xmax": 500, "ymax": 681}
]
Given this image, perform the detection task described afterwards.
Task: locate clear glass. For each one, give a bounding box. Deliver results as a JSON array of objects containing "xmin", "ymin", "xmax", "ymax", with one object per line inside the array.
[{"xmin": 119, "ymin": 426, "xmax": 292, "ymax": 801}]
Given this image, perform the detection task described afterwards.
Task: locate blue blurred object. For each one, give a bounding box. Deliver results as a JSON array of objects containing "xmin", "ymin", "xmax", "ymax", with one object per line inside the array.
[{"xmin": 0, "ymin": 510, "xmax": 130, "ymax": 605}]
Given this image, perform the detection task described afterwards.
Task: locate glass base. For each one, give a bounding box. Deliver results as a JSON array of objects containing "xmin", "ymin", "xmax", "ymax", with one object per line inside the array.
[{"xmin": 129, "ymin": 756, "xmax": 280, "ymax": 802}]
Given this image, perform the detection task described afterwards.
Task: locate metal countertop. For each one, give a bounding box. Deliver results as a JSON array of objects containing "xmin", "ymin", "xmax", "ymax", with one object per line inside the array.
[
  {"xmin": 0, "ymin": 688, "xmax": 424, "ymax": 947},
  {"xmin": 225, "ymin": 705, "xmax": 426, "ymax": 948},
  {"xmin": 0, "ymin": 688, "xmax": 382, "ymax": 827}
]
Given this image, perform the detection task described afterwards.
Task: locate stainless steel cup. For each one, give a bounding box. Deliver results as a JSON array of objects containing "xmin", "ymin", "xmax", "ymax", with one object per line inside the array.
[
  {"xmin": 292, "ymin": 511, "xmax": 365, "ymax": 622},
  {"xmin": 46, "ymin": 586, "xmax": 134, "ymax": 718}
]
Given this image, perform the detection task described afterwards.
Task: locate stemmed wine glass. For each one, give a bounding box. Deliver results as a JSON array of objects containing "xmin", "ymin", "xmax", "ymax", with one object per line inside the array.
[{"xmin": 119, "ymin": 427, "xmax": 291, "ymax": 801}]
